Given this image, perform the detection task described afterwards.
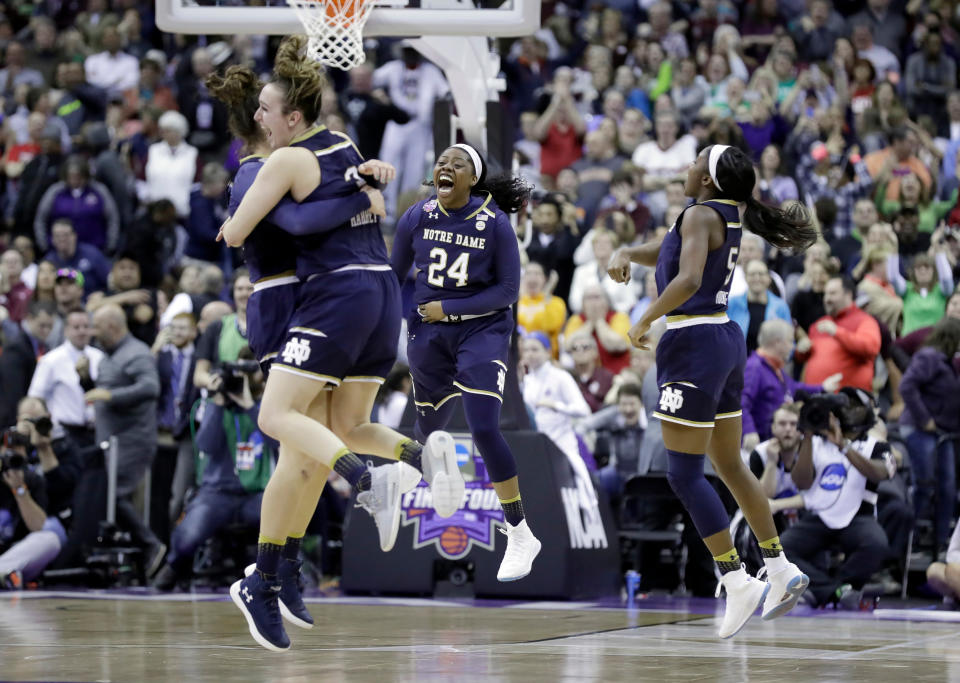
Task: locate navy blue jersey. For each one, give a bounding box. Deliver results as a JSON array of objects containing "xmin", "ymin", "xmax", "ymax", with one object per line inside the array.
[
  {"xmin": 654, "ymin": 198, "xmax": 742, "ymax": 317},
  {"xmin": 391, "ymin": 193, "xmax": 521, "ymax": 318},
  {"xmin": 289, "ymin": 127, "xmax": 388, "ymax": 278},
  {"xmin": 230, "ymin": 155, "xmax": 297, "ymax": 283}
]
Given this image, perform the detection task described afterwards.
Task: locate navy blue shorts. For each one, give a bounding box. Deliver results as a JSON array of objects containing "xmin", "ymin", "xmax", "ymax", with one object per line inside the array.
[
  {"xmin": 406, "ymin": 309, "xmax": 513, "ymax": 410},
  {"xmin": 653, "ymin": 319, "xmax": 746, "ymax": 428},
  {"xmin": 271, "ymin": 269, "xmax": 401, "ymax": 385},
  {"xmin": 246, "ymin": 279, "xmax": 299, "ymax": 375}
]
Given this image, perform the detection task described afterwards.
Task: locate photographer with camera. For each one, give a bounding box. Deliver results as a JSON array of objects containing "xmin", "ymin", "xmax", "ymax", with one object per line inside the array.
[
  {"xmin": 0, "ymin": 397, "xmax": 75, "ymax": 589},
  {"xmin": 13, "ymin": 397, "xmax": 80, "ymax": 524},
  {"xmin": 782, "ymin": 388, "xmax": 896, "ymax": 608},
  {"xmin": 152, "ymin": 346, "xmax": 275, "ymax": 591}
]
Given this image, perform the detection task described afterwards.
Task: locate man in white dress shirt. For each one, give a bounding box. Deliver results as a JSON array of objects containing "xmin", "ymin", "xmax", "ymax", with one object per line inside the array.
[
  {"xmin": 84, "ymin": 25, "xmax": 139, "ymax": 97},
  {"xmin": 27, "ymin": 308, "xmax": 104, "ymax": 448}
]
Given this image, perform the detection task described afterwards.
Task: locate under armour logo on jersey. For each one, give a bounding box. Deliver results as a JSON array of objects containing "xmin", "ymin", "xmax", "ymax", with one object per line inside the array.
[
  {"xmin": 282, "ymin": 337, "xmax": 311, "ymax": 366},
  {"xmin": 496, "ymin": 368, "xmax": 506, "ymax": 393},
  {"xmin": 429, "ymin": 212, "xmax": 439, "ymax": 220},
  {"xmin": 241, "ymin": 586, "xmax": 253, "ymax": 603},
  {"xmin": 659, "ymin": 386, "xmax": 684, "ymax": 413}
]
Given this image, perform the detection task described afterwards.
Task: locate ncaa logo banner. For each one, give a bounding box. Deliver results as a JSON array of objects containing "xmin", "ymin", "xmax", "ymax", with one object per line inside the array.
[{"xmin": 401, "ymin": 436, "xmax": 504, "ymax": 560}]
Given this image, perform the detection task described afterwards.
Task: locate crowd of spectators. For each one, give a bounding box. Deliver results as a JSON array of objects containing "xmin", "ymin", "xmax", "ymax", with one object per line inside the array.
[{"xmin": 0, "ymin": 0, "xmax": 958, "ymax": 607}]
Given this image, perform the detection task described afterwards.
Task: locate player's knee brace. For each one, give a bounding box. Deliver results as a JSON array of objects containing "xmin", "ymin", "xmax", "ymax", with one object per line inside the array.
[{"xmin": 665, "ymin": 449, "xmax": 729, "ymax": 538}]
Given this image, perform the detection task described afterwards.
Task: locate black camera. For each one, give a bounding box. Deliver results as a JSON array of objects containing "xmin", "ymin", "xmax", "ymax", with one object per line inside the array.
[
  {"xmin": 212, "ymin": 360, "xmax": 261, "ymax": 395},
  {"xmin": 2, "ymin": 428, "xmax": 30, "ymax": 450},
  {"xmin": 0, "ymin": 449, "xmax": 26, "ymax": 473},
  {"xmin": 796, "ymin": 390, "xmax": 849, "ymax": 433},
  {"xmin": 27, "ymin": 416, "xmax": 52, "ymax": 437}
]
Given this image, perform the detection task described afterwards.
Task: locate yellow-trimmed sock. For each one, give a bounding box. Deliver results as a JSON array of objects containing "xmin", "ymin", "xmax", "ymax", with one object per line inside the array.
[
  {"xmin": 713, "ymin": 548, "xmax": 741, "ymax": 575},
  {"xmin": 499, "ymin": 494, "xmax": 524, "ymax": 526},
  {"xmin": 759, "ymin": 536, "xmax": 788, "ymax": 571},
  {"xmin": 395, "ymin": 438, "xmax": 422, "ymax": 471},
  {"xmin": 331, "ymin": 448, "xmax": 370, "ymax": 491},
  {"xmin": 256, "ymin": 536, "xmax": 285, "ymax": 577},
  {"xmin": 283, "ymin": 532, "xmax": 305, "ymax": 562}
]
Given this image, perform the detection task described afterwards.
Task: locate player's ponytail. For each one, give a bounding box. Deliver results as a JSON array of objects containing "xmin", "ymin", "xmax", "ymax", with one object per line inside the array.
[
  {"xmin": 464, "ymin": 145, "xmax": 532, "ymax": 214},
  {"xmin": 271, "ymin": 35, "xmax": 326, "ymax": 125},
  {"xmin": 206, "ymin": 65, "xmax": 263, "ymax": 149},
  {"xmin": 711, "ymin": 144, "xmax": 818, "ymax": 251},
  {"xmin": 477, "ymin": 173, "xmax": 533, "ymax": 214}
]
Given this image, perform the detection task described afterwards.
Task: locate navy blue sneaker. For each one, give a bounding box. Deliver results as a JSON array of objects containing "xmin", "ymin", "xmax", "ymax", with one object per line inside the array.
[
  {"xmin": 245, "ymin": 561, "xmax": 314, "ymax": 629},
  {"xmin": 230, "ymin": 570, "xmax": 290, "ymax": 652}
]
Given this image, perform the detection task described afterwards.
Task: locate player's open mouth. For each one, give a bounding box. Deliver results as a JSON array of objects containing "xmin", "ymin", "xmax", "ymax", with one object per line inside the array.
[{"xmin": 436, "ymin": 173, "xmax": 455, "ymax": 196}]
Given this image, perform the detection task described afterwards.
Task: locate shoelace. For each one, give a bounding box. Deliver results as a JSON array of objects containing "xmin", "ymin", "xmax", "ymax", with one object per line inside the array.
[
  {"xmin": 714, "ymin": 562, "xmax": 748, "ymax": 599},
  {"xmin": 498, "ymin": 526, "xmax": 530, "ymax": 559}
]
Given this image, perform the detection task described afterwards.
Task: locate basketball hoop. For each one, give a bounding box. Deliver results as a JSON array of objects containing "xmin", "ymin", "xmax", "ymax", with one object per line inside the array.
[{"xmin": 286, "ymin": 0, "xmax": 376, "ymax": 70}]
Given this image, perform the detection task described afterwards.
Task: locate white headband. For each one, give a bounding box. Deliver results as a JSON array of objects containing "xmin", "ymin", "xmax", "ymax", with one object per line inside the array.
[
  {"xmin": 452, "ymin": 143, "xmax": 483, "ymax": 178},
  {"xmin": 708, "ymin": 144, "xmax": 731, "ymax": 192}
]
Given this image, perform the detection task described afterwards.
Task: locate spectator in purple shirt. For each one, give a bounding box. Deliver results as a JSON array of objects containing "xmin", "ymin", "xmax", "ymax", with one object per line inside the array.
[
  {"xmin": 34, "ymin": 155, "xmax": 119, "ymax": 253},
  {"xmin": 43, "ymin": 218, "xmax": 111, "ymax": 295},
  {"xmin": 741, "ymin": 319, "xmax": 841, "ymax": 452}
]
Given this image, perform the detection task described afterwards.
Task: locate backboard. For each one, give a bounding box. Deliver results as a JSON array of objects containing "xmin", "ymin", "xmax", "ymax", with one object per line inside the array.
[{"xmin": 155, "ymin": 0, "xmax": 540, "ymax": 38}]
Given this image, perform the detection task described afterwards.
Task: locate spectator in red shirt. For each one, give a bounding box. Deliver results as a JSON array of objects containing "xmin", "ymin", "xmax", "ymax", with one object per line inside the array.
[
  {"xmin": 0, "ymin": 249, "xmax": 34, "ymax": 323},
  {"xmin": 534, "ymin": 68, "xmax": 584, "ymax": 183},
  {"xmin": 798, "ymin": 275, "xmax": 881, "ymax": 392},
  {"xmin": 562, "ymin": 284, "xmax": 632, "ymax": 375}
]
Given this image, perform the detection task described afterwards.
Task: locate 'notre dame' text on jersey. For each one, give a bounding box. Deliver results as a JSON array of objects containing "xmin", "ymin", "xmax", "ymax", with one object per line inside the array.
[
  {"xmin": 654, "ymin": 198, "xmax": 742, "ymax": 316},
  {"xmin": 290, "ymin": 126, "xmax": 389, "ymax": 277}
]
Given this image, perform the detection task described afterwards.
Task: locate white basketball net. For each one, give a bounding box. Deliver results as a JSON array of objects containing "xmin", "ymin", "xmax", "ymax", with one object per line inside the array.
[{"xmin": 286, "ymin": 0, "xmax": 376, "ymax": 70}]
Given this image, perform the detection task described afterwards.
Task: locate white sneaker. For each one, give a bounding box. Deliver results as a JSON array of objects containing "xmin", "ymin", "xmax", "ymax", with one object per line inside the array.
[
  {"xmin": 397, "ymin": 461, "xmax": 422, "ymax": 494},
  {"xmin": 496, "ymin": 520, "xmax": 542, "ymax": 582},
  {"xmin": 355, "ymin": 464, "xmax": 402, "ymax": 552},
  {"xmin": 715, "ymin": 566, "xmax": 769, "ymax": 639},
  {"xmin": 421, "ymin": 431, "xmax": 465, "ymax": 518},
  {"xmin": 758, "ymin": 562, "xmax": 809, "ymax": 620}
]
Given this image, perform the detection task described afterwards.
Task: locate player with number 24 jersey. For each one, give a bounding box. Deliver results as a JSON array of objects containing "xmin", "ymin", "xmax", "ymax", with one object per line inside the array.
[{"xmin": 391, "ymin": 143, "xmax": 542, "ymax": 583}]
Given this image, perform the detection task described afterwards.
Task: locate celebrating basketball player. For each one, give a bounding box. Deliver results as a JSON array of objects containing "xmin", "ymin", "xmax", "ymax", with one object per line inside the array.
[
  {"xmin": 391, "ymin": 144, "xmax": 541, "ymax": 582},
  {"xmin": 608, "ymin": 145, "xmax": 817, "ymax": 638},
  {"xmin": 217, "ymin": 37, "xmax": 461, "ymax": 652}
]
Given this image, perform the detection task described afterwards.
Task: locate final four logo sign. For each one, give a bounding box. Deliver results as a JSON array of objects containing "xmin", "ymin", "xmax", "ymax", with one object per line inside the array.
[{"xmin": 401, "ymin": 437, "xmax": 504, "ymax": 559}]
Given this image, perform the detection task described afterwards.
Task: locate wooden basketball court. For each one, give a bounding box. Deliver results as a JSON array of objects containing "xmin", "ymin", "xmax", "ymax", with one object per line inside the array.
[{"xmin": 1, "ymin": 591, "xmax": 958, "ymax": 681}]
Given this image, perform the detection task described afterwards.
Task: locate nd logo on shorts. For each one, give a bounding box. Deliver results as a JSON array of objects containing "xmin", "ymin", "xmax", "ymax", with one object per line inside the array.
[
  {"xmin": 819, "ymin": 462, "xmax": 847, "ymax": 491},
  {"xmin": 281, "ymin": 337, "xmax": 312, "ymax": 366},
  {"xmin": 658, "ymin": 385, "xmax": 685, "ymax": 413}
]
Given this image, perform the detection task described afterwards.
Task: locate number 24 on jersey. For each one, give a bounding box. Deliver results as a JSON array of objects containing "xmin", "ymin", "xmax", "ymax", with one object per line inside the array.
[{"xmin": 427, "ymin": 247, "xmax": 470, "ymax": 288}]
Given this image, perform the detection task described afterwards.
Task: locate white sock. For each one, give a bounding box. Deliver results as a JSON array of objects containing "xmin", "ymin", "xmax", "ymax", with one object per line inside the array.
[{"xmin": 763, "ymin": 553, "xmax": 789, "ymax": 573}]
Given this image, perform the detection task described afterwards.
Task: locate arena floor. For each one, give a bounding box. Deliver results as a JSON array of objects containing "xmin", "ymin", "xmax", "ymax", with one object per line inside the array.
[{"xmin": 1, "ymin": 591, "xmax": 958, "ymax": 682}]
